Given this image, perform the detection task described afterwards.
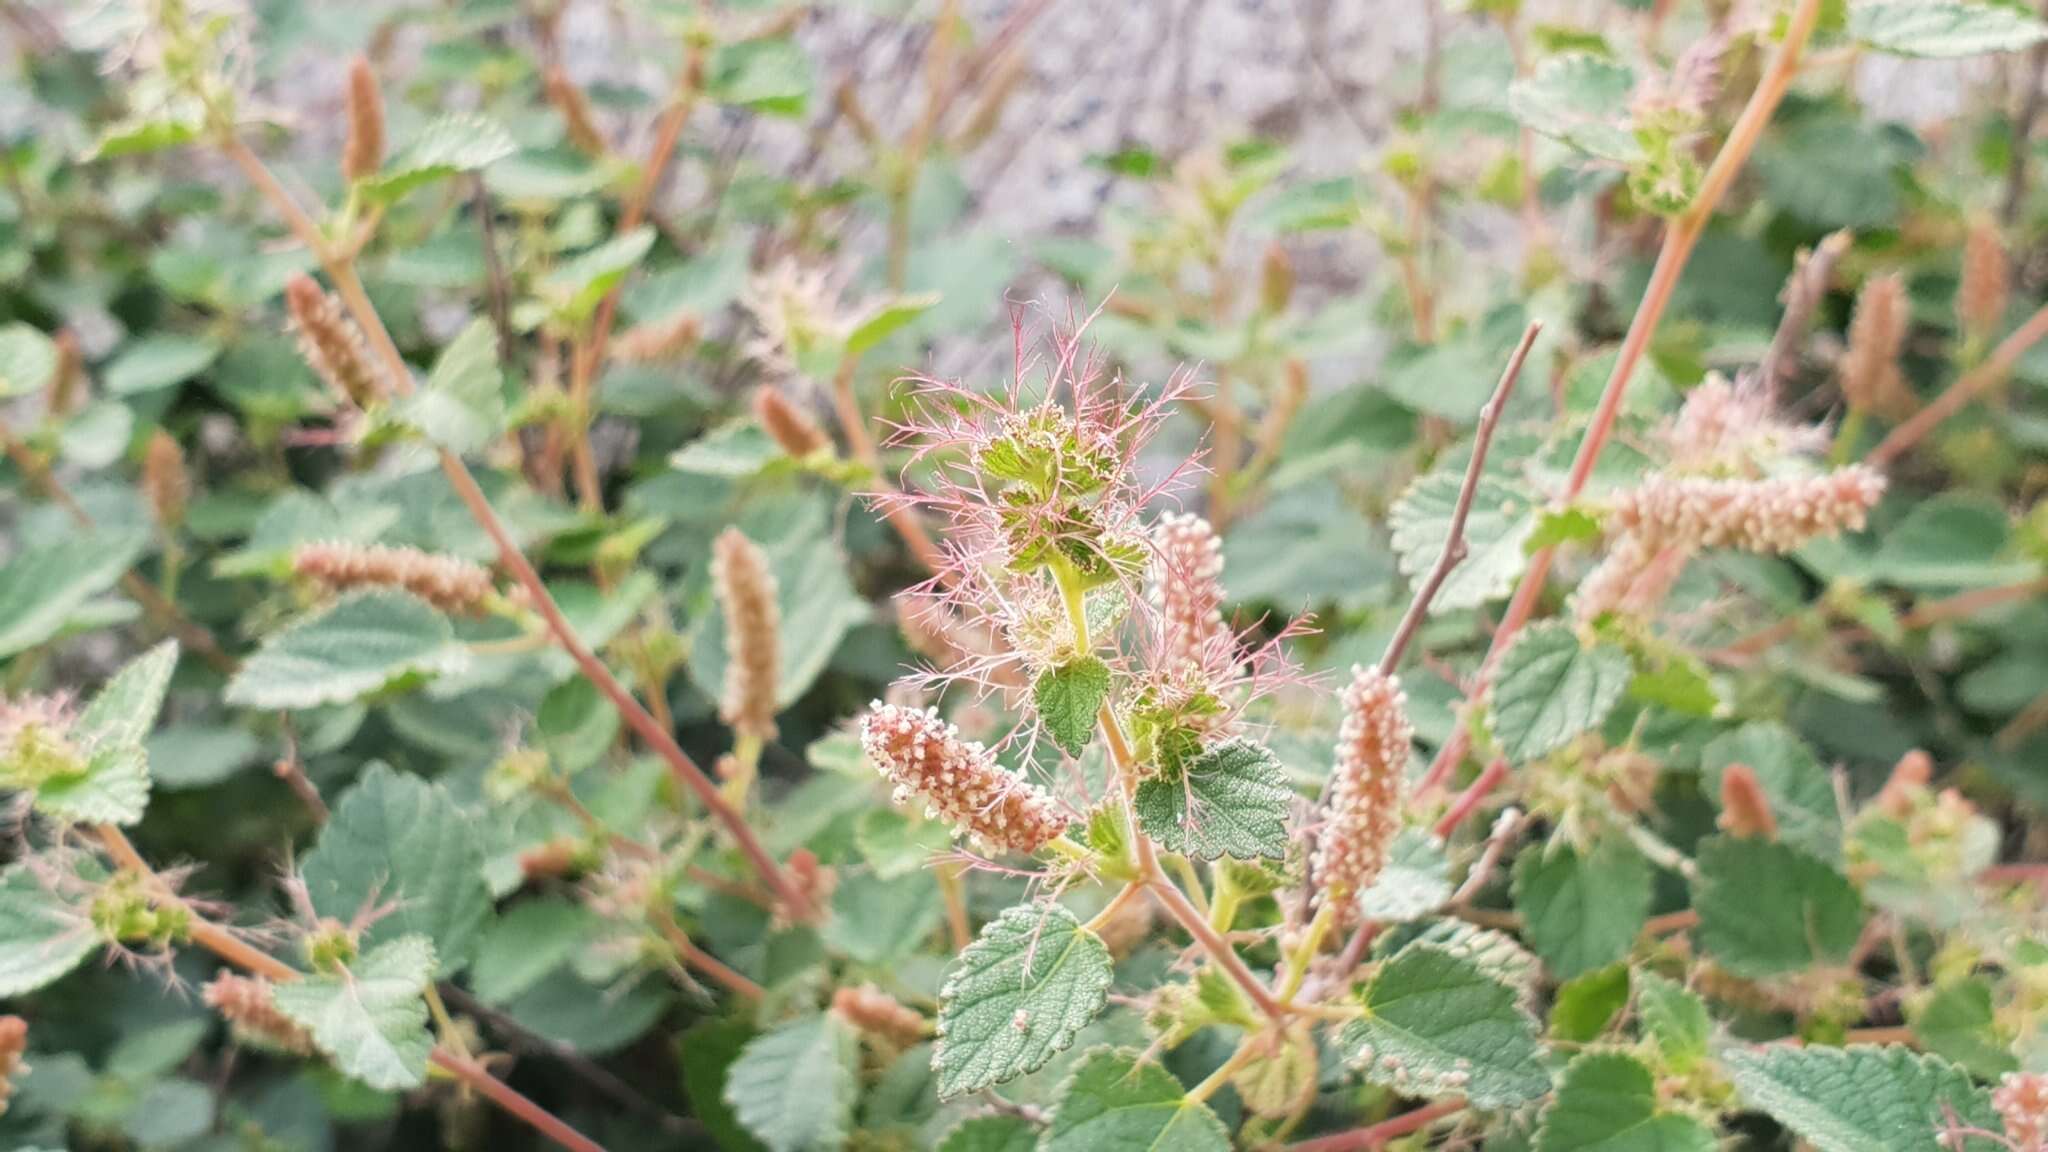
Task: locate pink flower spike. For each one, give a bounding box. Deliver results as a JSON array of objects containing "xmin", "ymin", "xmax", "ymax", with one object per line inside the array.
[
  {"xmin": 1314, "ymin": 666, "xmax": 1412, "ymax": 921},
  {"xmin": 860, "ymin": 703, "xmax": 1066, "ymax": 856}
]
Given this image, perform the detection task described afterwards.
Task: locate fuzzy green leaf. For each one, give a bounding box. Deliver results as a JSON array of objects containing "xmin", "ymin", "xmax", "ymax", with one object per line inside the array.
[
  {"xmin": 0, "ymin": 863, "xmax": 98, "ymax": 997},
  {"xmin": 0, "ymin": 531, "xmax": 148, "ymax": 660},
  {"xmin": 1635, "ymin": 972, "xmax": 1711, "ymax": 1076},
  {"xmin": 1357, "ymin": 828, "xmax": 1454, "ymax": 923},
  {"xmin": 1694, "ymin": 836, "xmax": 1865, "ymax": 979},
  {"xmin": 1849, "ymin": 0, "xmax": 2048, "ymax": 57},
  {"xmin": 272, "ymin": 935, "xmax": 437, "ymax": 1091},
  {"xmin": 541, "ymin": 228, "xmax": 656, "ymax": 323},
  {"xmin": 1536, "ymin": 1051, "xmax": 1715, "ymax": 1152},
  {"xmin": 723, "ymin": 1013, "xmax": 860, "ymax": 1152},
  {"xmin": 300, "ymin": 764, "xmax": 493, "ymax": 972},
  {"xmin": 1489, "ymin": 622, "xmax": 1631, "ymax": 763},
  {"xmin": 358, "ymin": 114, "xmax": 517, "ymax": 204},
  {"xmin": 1339, "ymin": 941, "xmax": 1550, "ymax": 1108},
  {"xmin": 1512, "ymin": 838, "xmax": 1653, "ymax": 979},
  {"xmin": 937, "ymin": 1114, "xmax": 1040, "ymax": 1152},
  {"xmin": 74, "ymin": 641, "xmax": 179, "ymax": 753},
  {"xmin": 846, "ymin": 294, "xmax": 941, "ymax": 356},
  {"xmin": 1723, "ymin": 1044, "xmax": 1998, "ymax": 1152},
  {"xmin": 933, "ymin": 902, "xmax": 1114, "ymax": 1098},
  {"xmin": 1041, "ymin": 1049, "xmax": 1231, "ymax": 1152},
  {"xmin": 1508, "ymin": 54, "xmax": 1643, "ymax": 163},
  {"xmin": 400, "ymin": 319, "xmax": 504, "ymax": 454},
  {"xmin": 1701, "ymin": 723, "xmax": 1842, "ymax": 862},
  {"xmin": 226, "ymin": 591, "xmax": 466, "ymax": 710},
  {"xmin": 1133, "ymin": 737, "xmax": 1293, "ymax": 860},
  {"xmin": 1036, "ymin": 656, "xmax": 1112, "ymax": 757},
  {"xmin": 0, "ymin": 324, "xmax": 57, "ymax": 397},
  {"xmin": 1389, "ymin": 469, "xmax": 1538, "ymax": 612},
  {"xmin": 1910, "ymin": 977, "xmax": 2017, "ymax": 1078},
  {"xmin": 470, "ymin": 898, "xmax": 596, "ymax": 1005}
]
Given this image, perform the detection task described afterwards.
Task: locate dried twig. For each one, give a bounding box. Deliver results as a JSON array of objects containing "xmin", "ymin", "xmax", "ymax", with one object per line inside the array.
[{"xmin": 1759, "ymin": 229, "xmax": 1851, "ymax": 387}]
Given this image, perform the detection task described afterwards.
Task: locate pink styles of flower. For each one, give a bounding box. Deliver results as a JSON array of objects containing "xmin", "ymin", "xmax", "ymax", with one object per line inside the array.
[{"xmin": 859, "ymin": 703, "xmax": 1066, "ymax": 856}]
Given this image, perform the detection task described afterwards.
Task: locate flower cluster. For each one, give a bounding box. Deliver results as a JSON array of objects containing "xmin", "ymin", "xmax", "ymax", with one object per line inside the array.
[
  {"xmin": 0, "ymin": 1015, "xmax": 24, "ymax": 1116},
  {"xmin": 1609, "ymin": 467, "xmax": 1886, "ymax": 555},
  {"xmin": 711, "ymin": 528, "xmax": 781, "ymax": 745},
  {"xmin": 285, "ymin": 274, "xmax": 388, "ymax": 409},
  {"xmin": 0, "ymin": 695, "xmax": 84, "ymax": 790},
  {"xmin": 1841, "ymin": 274, "xmax": 1916, "ymax": 419},
  {"xmin": 859, "ymin": 703, "xmax": 1065, "ymax": 856},
  {"xmin": 204, "ymin": 973, "xmax": 314, "ymax": 1054},
  {"xmin": 1996, "ymin": 1072, "xmax": 2048, "ymax": 1152},
  {"xmin": 1150, "ymin": 511, "xmax": 1231, "ymax": 677},
  {"xmin": 1314, "ymin": 667, "xmax": 1411, "ymax": 919},
  {"xmin": 291, "ymin": 541, "xmax": 495, "ymax": 616}
]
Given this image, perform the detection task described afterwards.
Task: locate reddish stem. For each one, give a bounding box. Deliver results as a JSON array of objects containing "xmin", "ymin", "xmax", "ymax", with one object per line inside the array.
[
  {"xmin": 1285, "ymin": 1100, "xmax": 1465, "ymax": 1152},
  {"xmin": 1432, "ymin": 758, "xmax": 1509, "ymax": 841}
]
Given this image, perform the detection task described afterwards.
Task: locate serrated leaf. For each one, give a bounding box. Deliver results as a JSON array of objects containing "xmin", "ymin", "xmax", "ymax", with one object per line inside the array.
[
  {"xmin": 723, "ymin": 1013, "xmax": 860, "ymax": 1152},
  {"xmin": 1849, "ymin": 0, "xmax": 2048, "ymax": 56},
  {"xmin": 0, "ymin": 863, "xmax": 98, "ymax": 997},
  {"xmin": 1536, "ymin": 1051, "xmax": 1714, "ymax": 1152},
  {"xmin": 1723, "ymin": 1044, "xmax": 1998, "ymax": 1152},
  {"xmin": 1133, "ymin": 737, "xmax": 1293, "ymax": 860},
  {"xmin": 399, "ymin": 319, "xmax": 504, "ymax": 454},
  {"xmin": 541, "ymin": 228, "xmax": 656, "ymax": 323},
  {"xmin": 937, "ymin": 1113, "xmax": 1039, "ymax": 1152},
  {"xmin": 1036, "ymin": 656, "xmax": 1111, "ymax": 757},
  {"xmin": 934, "ymin": 902, "xmax": 1114, "ymax": 1098},
  {"xmin": 1512, "ymin": 838, "xmax": 1653, "ymax": 979},
  {"xmin": 1694, "ymin": 836, "xmax": 1865, "ymax": 979},
  {"xmin": 300, "ymin": 764, "xmax": 493, "ymax": 972},
  {"xmin": 1357, "ymin": 828, "xmax": 1453, "ymax": 923},
  {"xmin": 1551, "ymin": 965, "xmax": 1631, "ymax": 1043},
  {"xmin": 1041, "ymin": 1049, "xmax": 1231, "ymax": 1152},
  {"xmin": 272, "ymin": 935, "xmax": 437, "ymax": 1091},
  {"xmin": 225, "ymin": 591, "xmax": 467, "ymax": 710},
  {"xmin": 1508, "ymin": 54, "xmax": 1643, "ymax": 163},
  {"xmin": 1389, "ymin": 469, "xmax": 1538, "ymax": 613},
  {"xmin": 470, "ymin": 898, "xmax": 595, "ymax": 1004},
  {"xmin": 1635, "ymin": 972, "xmax": 1711, "ymax": 1076},
  {"xmin": 75, "ymin": 641, "xmax": 179, "ymax": 753},
  {"xmin": 1910, "ymin": 978, "xmax": 2017, "ymax": 1078},
  {"xmin": 32, "ymin": 743, "xmax": 147, "ymax": 827},
  {"xmin": 1339, "ymin": 941, "xmax": 1550, "ymax": 1108},
  {"xmin": 824, "ymin": 870, "xmax": 944, "ymax": 965},
  {"xmin": 89, "ymin": 112, "xmax": 203, "ymax": 159},
  {"xmin": 846, "ymin": 293, "xmax": 940, "ymax": 356},
  {"xmin": 1489, "ymin": 622, "xmax": 1631, "ymax": 763},
  {"xmin": 0, "ymin": 324, "xmax": 57, "ymax": 397},
  {"xmin": 358, "ymin": 115, "xmax": 517, "ymax": 204},
  {"xmin": 1701, "ymin": 723, "xmax": 1841, "ymax": 862},
  {"xmin": 103, "ymin": 333, "xmax": 220, "ymax": 395},
  {"xmin": 680, "ymin": 1019, "xmax": 770, "ymax": 1152},
  {"xmin": 707, "ymin": 38, "xmax": 813, "ymax": 116},
  {"xmin": 0, "ymin": 531, "xmax": 148, "ymax": 659}
]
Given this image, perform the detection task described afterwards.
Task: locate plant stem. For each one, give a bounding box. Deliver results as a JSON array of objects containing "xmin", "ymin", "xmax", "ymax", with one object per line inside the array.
[
  {"xmin": 1278, "ymin": 902, "xmax": 1336, "ymax": 1003},
  {"xmin": 1868, "ymin": 300, "xmax": 2048, "ymax": 467},
  {"xmin": 832, "ymin": 354, "xmax": 945, "ymax": 573},
  {"xmin": 429, "ymin": 1049, "xmax": 610, "ymax": 1152},
  {"xmin": 1080, "ymin": 880, "xmax": 1146, "ymax": 934},
  {"xmin": 1187, "ymin": 1035, "xmax": 1263, "ymax": 1105},
  {"xmin": 1284, "ymin": 1099, "xmax": 1465, "ymax": 1152},
  {"xmin": 1432, "ymin": 758, "xmax": 1509, "ymax": 841},
  {"xmin": 1418, "ymin": 0, "xmax": 1825, "ymax": 803}
]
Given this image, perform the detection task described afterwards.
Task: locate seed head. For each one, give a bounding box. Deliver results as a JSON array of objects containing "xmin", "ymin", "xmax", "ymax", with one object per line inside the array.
[
  {"xmin": 285, "ymin": 274, "xmax": 388, "ymax": 409},
  {"xmin": 47, "ymin": 329, "xmax": 82, "ymax": 417},
  {"xmin": 291, "ymin": 541, "xmax": 494, "ymax": 615},
  {"xmin": 752, "ymin": 388, "xmax": 830, "ymax": 458},
  {"xmin": 1609, "ymin": 467, "xmax": 1885, "ymax": 555},
  {"xmin": 1716, "ymin": 763, "xmax": 1778, "ymax": 840},
  {"xmin": 342, "ymin": 57, "xmax": 385, "ymax": 183},
  {"xmin": 143, "ymin": 429, "xmax": 188, "ymax": 532},
  {"xmin": 1314, "ymin": 667, "xmax": 1411, "ymax": 920},
  {"xmin": 831, "ymin": 984, "xmax": 928, "ymax": 1046},
  {"xmin": 0, "ymin": 1015, "xmax": 24, "ymax": 1116},
  {"xmin": 859, "ymin": 703, "xmax": 1065, "ymax": 856},
  {"xmin": 204, "ymin": 973, "xmax": 314, "ymax": 1054},
  {"xmin": 1995, "ymin": 1072, "xmax": 2048, "ymax": 1152},
  {"xmin": 1841, "ymin": 273, "xmax": 1916, "ymax": 419},
  {"xmin": 711, "ymin": 528, "xmax": 780, "ymax": 745},
  {"xmin": 1958, "ymin": 218, "xmax": 2010, "ymax": 347}
]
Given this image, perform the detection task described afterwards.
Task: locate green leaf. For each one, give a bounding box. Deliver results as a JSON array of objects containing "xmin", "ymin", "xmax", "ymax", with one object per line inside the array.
[
  {"xmin": 1389, "ymin": 468, "xmax": 1539, "ymax": 613},
  {"xmin": 0, "ymin": 324, "xmax": 57, "ymax": 397},
  {"xmin": 934, "ymin": 902, "xmax": 1114, "ymax": 1098},
  {"xmin": 680, "ymin": 1019, "xmax": 770, "ymax": 1152},
  {"xmin": 88, "ymin": 112, "xmax": 203, "ymax": 159},
  {"xmin": 1635, "ymin": 972, "xmax": 1711, "ymax": 1076},
  {"xmin": 708, "ymin": 38, "xmax": 814, "ymax": 116},
  {"xmin": 34, "ymin": 641, "xmax": 179, "ymax": 826},
  {"xmin": 1849, "ymin": 0, "xmax": 2048, "ymax": 56},
  {"xmin": 846, "ymin": 293, "xmax": 941, "ymax": 356},
  {"xmin": 0, "ymin": 863, "xmax": 98, "ymax": 997},
  {"xmin": 724, "ymin": 1013, "xmax": 860, "ymax": 1152},
  {"xmin": 1723, "ymin": 1044, "xmax": 1997, "ymax": 1152},
  {"xmin": 226, "ymin": 592, "xmax": 466, "ymax": 710},
  {"xmin": 1036, "ymin": 656, "xmax": 1112, "ymax": 757},
  {"xmin": 1357, "ymin": 828, "xmax": 1454, "ymax": 923},
  {"xmin": 824, "ymin": 870, "xmax": 944, "ymax": 965},
  {"xmin": 938, "ymin": 1114, "xmax": 1040, "ymax": 1152},
  {"xmin": 300, "ymin": 764, "xmax": 493, "ymax": 971},
  {"xmin": 1535, "ymin": 1051, "xmax": 1714, "ymax": 1152},
  {"xmin": 1551, "ymin": 965, "xmax": 1631, "ymax": 1044},
  {"xmin": 1489, "ymin": 622, "xmax": 1631, "ymax": 763},
  {"xmin": 75, "ymin": 641, "xmax": 179, "ymax": 753},
  {"xmin": 0, "ymin": 531, "xmax": 147, "ymax": 659},
  {"xmin": 1751, "ymin": 111, "xmax": 1907, "ymax": 231},
  {"xmin": 1701, "ymin": 723, "xmax": 1842, "ymax": 862},
  {"xmin": 1512, "ymin": 838, "xmax": 1653, "ymax": 979},
  {"xmin": 1133, "ymin": 737, "xmax": 1293, "ymax": 860},
  {"xmin": 1694, "ymin": 836, "xmax": 1865, "ymax": 979},
  {"xmin": 541, "ymin": 228, "xmax": 656, "ymax": 323},
  {"xmin": 470, "ymin": 898, "xmax": 596, "ymax": 1004},
  {"xmin": 1910, "ymin": 978, "xmax": 2017, "ymax": 1078},
  {"xmin": 1508, "ymin": 54, "xmax": 1643, "ymax": 162},
  {"xmin": 399, "ymin": 320, "xmax": 504, "ymax": 454},
  {"xmin": 358, "ymin": 114, "xmax": 517, "ymax": 204},
  {"xmin": 1339, "ymin": 941, "xmax": 1550, "ymax": 1108},
  {"xmin": 272, "ymin": 935, "xmax": 438, "ymax": 1091},
  {"xmin": 1040, "ymin": 1049, "xmax": 1231, "ymax": 1152},
  {"xmin": 103, "ymin": 333, "xmax": 220, "ymax": 395}
]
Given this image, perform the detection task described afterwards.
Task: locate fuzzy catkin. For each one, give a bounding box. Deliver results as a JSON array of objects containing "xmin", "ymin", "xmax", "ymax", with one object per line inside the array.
[
  {"xmin": 860, "ymin": 703, "xmax": 1065, "ymax": 855},
  {"xmin": 291, "ymin": 541, "xmax": 494, "ymax": 615},
  {"xmin": 711, "ymin": 528, "xmax": 780, "ymax": 744},
  {"xmin": 1841, "ymin": 274, "xmax": 1914, "ymax": 418},
  {"xmin": 285, "ymin": 274, "xmax": 387, "ymax": 408},
  {"xmin": 1609, "ymin": 467, "xmax": 1885, "ymax": 555},
  {"xmin": 1571, "ymin": 533, "xmax": 1690, "ymax": 625},
  {"xmin": 204, "ymin": 974, "xmax": 314, "ymax": 1054},
  {"xmin": 1716, "ymin": 763, "xmax": 1778, "ymax": 840},
  {"xmin": 1959, "ymin": 219, "xmax": 2010, "ymax": 346},
  {"xmin": 1995, "ymin": 1072, "xmax": 2048, "ymax": 1152},
  {"xmin": 1150, "ymin": 512, "xmax": 1230, "ymax": 676},
  {"xmin": 1314, "ymin": 667, "xmax": 1411, "ymax": 919},
  {"xmin": 831, "ymin": 985, "xmax": 927, "ymax": 1046},
  {"xmin": 752, "ymin": 388, "xmax": 829, "ymax": 457},
  {"xmin": 341, "ymin": 57, "xmax": 384, "ymax": 183},
  {"xmin": 0, "ymin": 1015, "xmax": 23, "ymax": 1116},
  {"xmin": 143, "ymin": 429, "xmax": 188, "ymax": 531}
]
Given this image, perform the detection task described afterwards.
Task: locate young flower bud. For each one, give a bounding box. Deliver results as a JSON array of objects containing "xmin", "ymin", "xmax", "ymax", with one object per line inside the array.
[
  {"xmin": 291, "ymin": 541, "xmax": 495, "ymax": 616},
  {"xmin": 0, "ymin": 695, "xmax": 85, "ymax": 789},
  {"xmin": 518, "ymin": 837, "xmax": 587, "ymax": 883},
  {"xmin": 1875, "ymin": 748, "xmax": 1933, "ymax": 819},
  {"xmin": 831, "ymin": 984, "xmax": 928, "ymax": 1046},
  {"xmin": 752, "ymin": 388, "xmax": 830, "ymax": 458},
  {"xmin": 1840, "ymin": 273, "xmax": 1916, "ymax": 419},
  {"xmin": 1994, "ymin": 1072, "xmax": 2048, "ymax": 1152},
  {"xmin": 544, "ymin": 65, "xmax": 607, "ymax": 156},
  {"xmin": 1260, "ymin": 242, "xmax": 1295, "ymax": 314},
  {"xmin": 1958, "ymin": 218, "xmax": 2010, "ymax": 348},
  {"xmin": 860, "ymin": 703, "xmax": 1065, "ymax": 856},
  {"xmin": 775, "ymin": 847, "xmax": 835, "ymax": 929},
  {"xmin": 1610, "ymin": 467, "xmax": 1886, "ymax": 555},
  {"xmin": 0, "ymin": 1015, "xmax": 24, "ymax": 1116},
  {"xmin": 1149, "ymin": 512, "xmax": 1231, "ymax": 678},
  {"xmin": 341, "ymin": 57, "xmax": 385, "ymax": 184},
  {"xmin": 1314, "ymin": 667, "xmax": 1411, "ymax": 919},
  {"xmin": 1717, "ymin": 763, "xmax": 1778, "ymax": 840},
  {"xmin": 711, "ymin": 528, "xmax": 780, "ymax": 745},
  {"xmin": 204, "ymin": 973, "xmax": 315, "ymax": 1054},
  {"xmin": 143, "ymin": 429, "xmax": 188, "ymax": 532},
  {"xmin": 611, "ymin": 311, "xmax": 701, "ymax": 364},
  {"xmin": 285, "ymin": 274, "xmax": 388, "ymax": 409}
]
